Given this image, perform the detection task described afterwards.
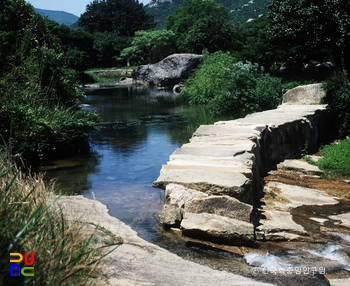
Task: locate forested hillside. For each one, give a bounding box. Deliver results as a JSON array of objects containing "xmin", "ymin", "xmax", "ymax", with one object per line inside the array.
[{"xmin": 146, "ymin": 0, "xmax": 271, "ymax": 27}]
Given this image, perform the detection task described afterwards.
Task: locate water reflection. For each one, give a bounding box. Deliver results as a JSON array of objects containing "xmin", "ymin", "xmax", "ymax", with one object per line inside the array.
[{"xmin": 45, "ymin": 86, "xmax": 195, "ymax": 241}]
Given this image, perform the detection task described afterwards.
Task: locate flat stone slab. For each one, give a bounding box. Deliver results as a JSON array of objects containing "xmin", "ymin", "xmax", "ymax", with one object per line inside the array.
[
  {"xmin": 219, "ymin": 105, "xmax": 327, "ymax": 129},
  {"xmin": 257, "ymin": 210, "xmax": 307, "ymax": 237},
  {"xmin": 153, "ymin": 165, "xmax": 250, "ymax": 199},
  {"xmin": 310, "ymin": 217, "xmax": 329, "ymax": 224},
  {"xmin": 263, "ymin": 232, "xmax": 302, "ymax": 241},
  {"xmin": 181, "ymin": 212, "xmax": 255, "ymax": 246},
  {"xmin": 258, "ymin": 181, "xmax": 339, "ymax": 240},
  {"xmin": 327, "ymin": 278, "xmax": 350, "ymax": 286},
  {"xmin": 186, "ymin": 195, "xmax": 253, "ymax": 222},
  {"xmin": 174, "ymin": 143, "xmax": 256, "ymax": 157},
  {"xmin": 265, "ymin": 182, "xmax": 339, "ymax": 209},
  {"xmin": 277, "ymin": 159, "xmax": 323, "ymax": 175},
  {"xmin": 193, "ymin": 124, "xmax": 259, "ymax": 138},
  {"xmin": 329, "ymin": 212, "xmax": 350, "ymax": 228},
  {"xmin": 153, "ymin": 103, "xmax": 328, "ymax": 247},
  {"xmin": 168, "ymin": 152, "xmax": 253, "ymax": 169}
]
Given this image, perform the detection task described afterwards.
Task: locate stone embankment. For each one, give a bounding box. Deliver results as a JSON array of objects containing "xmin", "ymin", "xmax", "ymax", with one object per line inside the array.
[
  {"xmin": 153, "ymin": 84, "xmax": 333, "ymax": 245},
  {"xmin": 90, "ymin": 69, "xmax": 133, "ymax": 77},
  {"xmin": 57, "ymin": 83, "xmax": 350, "ymax": 285}
]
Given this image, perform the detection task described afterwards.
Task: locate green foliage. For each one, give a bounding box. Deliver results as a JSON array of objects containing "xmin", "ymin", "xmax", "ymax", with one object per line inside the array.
[
  {"xmin": 146, "ymin": 0, "xmax": 183, "ymax": 28},
  {"xmin": 92, "ymin": 32, "xmax": 130, "ymax": 67},
  {"xmin": 78, "ymin": 0, "xmax": 155, "ymax": 36},
  {"xmin": 165, "ymin": 0, "xmax": 235, "ymax": 53},
  {"xmin": 267, "ymin": 0, "xmax": 350, "ymax": 77},
  {"xmin": 56, "ymin": 25, "xmax": 95, "ymax": 70},
  {"xmin": 119, "ymin": 29, "xmax": 177, "ymax": 65},
  {"xmin": 316, "ymin": 138, "xmax": 350, "ymax": 176},
  {"xmin": 322, "ymin": 72, "xmax": 350, "ymax": 135},
  {"xmin": 146, "ymin": 0, "xmax": 271, "ymax": 27},
  {"xmin": 181, "ymin": 51, "xmax": 282, "ymax": 117},
  {"xmin": 55, "ymin": 25, "xmax": 130, "ymax": 69},
  {"xmin": 221, "ymin": 0, "xmax": 270, "ymax": 23},
  {"xmin": 0, "ymin": 153, "xmax": 120, "ymax": 285},
  {"xmin": 0, "ymin": 98, "xmax": 99, "ymax": 164},
  {"xmin": 238, "ymin": 17, "xmax": 276, "ymax": 71},
  {"xmin": 0, "ymin": 0, "xmax": 98, "ymax": 165}
]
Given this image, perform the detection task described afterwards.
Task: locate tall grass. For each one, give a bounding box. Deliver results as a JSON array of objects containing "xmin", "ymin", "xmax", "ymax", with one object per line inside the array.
[{"xmin": 0, "ymin": 151, "xmax": 121, "ymax": 285}]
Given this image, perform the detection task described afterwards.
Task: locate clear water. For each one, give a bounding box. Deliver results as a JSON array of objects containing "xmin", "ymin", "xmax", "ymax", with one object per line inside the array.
[
  {"xmin": 44, "ymin": 86, "xmax": 196, "ymax": 241},
  {"xmin": 44, "ymin": 86, "xmax": 350, "ymax": 285}
]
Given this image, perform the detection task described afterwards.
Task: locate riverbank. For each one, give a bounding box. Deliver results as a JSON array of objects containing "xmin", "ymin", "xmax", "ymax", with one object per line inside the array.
[
  {"xmin": 57, "ymin": 195, "xmax": 275, "ymax": 286},
  {"xmin": 45, "ymin": 84, "xmax": 350, "ymax": 285}
]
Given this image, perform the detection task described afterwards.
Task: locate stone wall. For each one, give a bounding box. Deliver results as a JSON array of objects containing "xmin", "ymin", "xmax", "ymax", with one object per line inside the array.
[
  {"xmin": 90, "ymin": 69, "xmax": 133, "ymax": 77},
  {"xmin": 153, "ymin": 101, "xmax": 333, "ymax": 245}
]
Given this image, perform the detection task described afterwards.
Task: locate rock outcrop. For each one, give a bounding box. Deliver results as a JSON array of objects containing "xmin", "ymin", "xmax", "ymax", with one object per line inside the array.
[
  {"xmin": 57, "ymin": 195, "xmax": 275, "ymax": 286},
  {"xmin": 282, "ymin": 83, "xmax": 326, "ymax": 105},
  {"xmin": 132, "ymin": 53, "xmax": 202, "ymax": 86}
]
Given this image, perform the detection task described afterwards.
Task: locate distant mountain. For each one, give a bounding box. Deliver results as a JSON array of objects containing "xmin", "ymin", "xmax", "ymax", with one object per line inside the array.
[
  {"xmin": 35, "ymin": 8, "xmax": 79, "ymax": 26},
  {"xmin": 146, "ymin": 0, "xmax": 271, "ymax": 28}
]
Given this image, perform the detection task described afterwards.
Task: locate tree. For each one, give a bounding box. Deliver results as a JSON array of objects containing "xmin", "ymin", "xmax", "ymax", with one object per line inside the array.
[
  {"xmin": 165, "ymin": 0, "xmax": 236, "ymax": 53},
  {"xmin": 238, "ymin": 17, "xmax": 275, "ymax": 72},
  {"xmin": 78, "ymin": 0, "xmax": 155, "ymax": 36},
  {"xmin": 0, "ymin": 0, "xmax": 98, "ymax": 165},
  {"xmin": 267, "ymin": 0, "xmax": 350, "ymax": 78},
  {"xmin": 92, "ymin": 32, "xmax": 130, "ymax": 67},
  {"xmin": 119, "ymin": 29, "xmax": 177, "ymax": 65}
]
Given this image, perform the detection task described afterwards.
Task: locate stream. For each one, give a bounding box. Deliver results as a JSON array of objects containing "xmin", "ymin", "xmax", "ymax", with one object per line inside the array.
[{"xmin": 43, "ymin": 85, "xmax": 350, "ymax": 285}]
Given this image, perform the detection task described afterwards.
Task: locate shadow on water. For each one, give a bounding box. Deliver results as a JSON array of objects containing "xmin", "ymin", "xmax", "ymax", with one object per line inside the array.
[{"xmin": 44, "ymin": 86, "xmax": 226, "ymax": 242}]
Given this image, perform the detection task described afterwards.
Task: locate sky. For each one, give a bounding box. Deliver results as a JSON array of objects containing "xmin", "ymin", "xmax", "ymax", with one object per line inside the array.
[{"xmin": 27, "ymin": 0, "xmax": 150, "ymax": 17}]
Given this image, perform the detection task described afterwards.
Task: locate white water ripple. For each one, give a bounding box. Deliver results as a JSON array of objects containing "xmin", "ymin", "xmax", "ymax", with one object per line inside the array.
[{"xmin": 244, "ymin": 252, "xmax": 291, "ymax": 269}]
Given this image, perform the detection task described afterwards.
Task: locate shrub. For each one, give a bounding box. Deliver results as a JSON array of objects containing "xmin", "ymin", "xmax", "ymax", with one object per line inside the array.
[
  {"xmin": 0, "ymin": 151, "xmax": 120, "ymax": 285},
  {"xmin": 0, "ymin": 1, "xmax": 99, "ymax": 166},
  {"xmin": 181, "ymin": 52, "xmax": 282, "ymax": 117},
  {"xmin": 0, "ymin": 96, "xmax": 99, "ymax": 165}
]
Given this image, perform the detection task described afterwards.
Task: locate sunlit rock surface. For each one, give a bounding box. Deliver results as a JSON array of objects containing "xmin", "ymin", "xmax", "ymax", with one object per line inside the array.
[{"xmin": 154, "ymin": 102, "xmax": 333, "ymax": 245}]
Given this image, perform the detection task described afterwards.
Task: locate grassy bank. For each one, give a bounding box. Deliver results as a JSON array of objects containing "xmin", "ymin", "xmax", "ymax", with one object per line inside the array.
[
  {"xmin": 0, "ymin": 151, "xmax": 121, "ymax": 285},
  {"xmin": 316, "ymin": 137, "xmax": 350, "ymax": 178}
]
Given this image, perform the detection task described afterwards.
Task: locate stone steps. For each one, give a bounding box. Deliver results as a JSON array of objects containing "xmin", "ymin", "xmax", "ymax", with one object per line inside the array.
[
  {"xmin": 153, "ymin": 104, "xmax": 329, "ymax": 246},
  {"xmin": 153, "ymin": 164, "xmax": 251, "ymax": 199}
]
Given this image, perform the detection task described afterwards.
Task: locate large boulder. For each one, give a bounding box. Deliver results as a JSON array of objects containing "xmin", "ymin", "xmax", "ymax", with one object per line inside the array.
[
  {"xmin": 132, "ymin": 53, "xmax": 202, "ymax": 86},
  {"xmin": 282, "ymin": 83, "xmax": 326, "ymax": 105}
]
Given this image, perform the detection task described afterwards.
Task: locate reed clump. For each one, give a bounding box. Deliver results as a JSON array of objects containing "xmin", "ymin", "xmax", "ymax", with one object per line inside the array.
[{"xmin": 0, "ymin": 151, "xmax": 121, "ymax": 285}]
